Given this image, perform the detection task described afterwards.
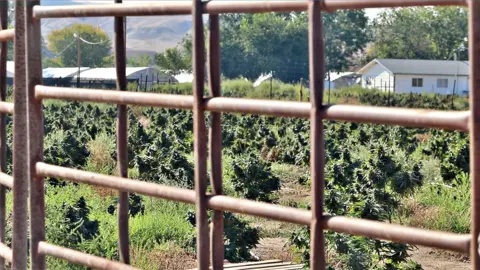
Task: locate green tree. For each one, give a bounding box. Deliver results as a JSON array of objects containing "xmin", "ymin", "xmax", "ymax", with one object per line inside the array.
[
  {"xmin": 216, "ymin": 11, "xmax": 368, "ymax": 82},
  {"xmin": 127, "ymin": 55, "xmax": 152, "ymax": 67},
  {"xmin": 370, "ymin": 7, "xmax": 468, "ymax": 60},
  {"xmin": 154, "ymin": 47, "xmax": 189, "ymax": 75},
  {"xmin": 324, "ymin": 10, "xmax": 370, "ymax": 71},
  {"xmin": 47, "ymin": 24, "xmax": 112, "ymax": 68}
]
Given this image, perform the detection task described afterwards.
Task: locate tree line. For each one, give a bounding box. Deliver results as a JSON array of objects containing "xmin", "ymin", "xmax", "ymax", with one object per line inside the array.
[{"xmin": 42, "ymin": 6, "xmax": 468, "ymax": 82}]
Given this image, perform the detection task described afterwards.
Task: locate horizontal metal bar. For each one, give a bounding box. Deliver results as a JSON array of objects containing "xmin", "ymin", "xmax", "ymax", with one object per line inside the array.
[
  {"xmin": 0, "ymin": 242, "xmax": 12, "ymax": 263},
  {"xmin": 0, "ymin": 173, "xmax": 13, "ymax": 189},
  {"xmin": 0, "ymin": 101, "xmax": 13, "ymax": 115},
  {"xmin": 37, "ymin": 242, "xmax": 139, "ymax": 270},
  {"xmin": 32, "ymin": 0, "xmax": 466, "ymax": 18},
  {"xmin": 35, "ymin": 162, "xmax": 471, "ymax": 254},
  {"xmin": 324, "ymin": 216, "xmax": 471, "ymax": 254},
  {"xmin": 35, "ymin": 86, "xmax": 469, "ymax": 131},
  {"xmin": 35, "ymin": 85, "xmax": 193, "ymax": 109},
  {"xmin": 0, "ymin": 29, "xmax": 13, "ymax": 42}
]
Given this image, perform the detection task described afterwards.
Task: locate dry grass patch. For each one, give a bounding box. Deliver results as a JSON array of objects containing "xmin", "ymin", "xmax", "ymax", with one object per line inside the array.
[{"xmin": 132, "ymin": 243, "xmax": 197, "ymax": 270}]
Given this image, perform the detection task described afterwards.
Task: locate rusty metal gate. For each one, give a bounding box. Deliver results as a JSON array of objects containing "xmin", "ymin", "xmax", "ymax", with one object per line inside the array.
[{"xmin": 0, "ymin": 0, "xmax": 478, "ymax": 269}]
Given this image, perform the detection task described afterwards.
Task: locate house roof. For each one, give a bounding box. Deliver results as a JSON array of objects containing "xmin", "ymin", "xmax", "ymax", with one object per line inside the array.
[
  {"xmin": 73, "ymin": 67, "xmax": 153, "ymax": 80},
  {"xmin": 43, "ymin": 67, "xmax": 90, "ymax": 78},
  {"xmin": 357, "ymin": 59, "xmax": 470, "ymax": 76},
  {"xmin": 329, "ymin": 72, "xmax": 358, "ymax": 81}
]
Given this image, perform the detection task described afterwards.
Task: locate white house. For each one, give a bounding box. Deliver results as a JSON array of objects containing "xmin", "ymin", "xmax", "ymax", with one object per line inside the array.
[{"xmin": 357, "ymin": 59, "xmax": 470, "ymax": 95}]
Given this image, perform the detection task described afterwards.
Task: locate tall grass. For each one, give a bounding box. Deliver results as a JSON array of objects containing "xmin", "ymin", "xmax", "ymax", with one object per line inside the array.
[{"xmin": 406, "ymin": 173, "xmax": 470, "ymax": 233}]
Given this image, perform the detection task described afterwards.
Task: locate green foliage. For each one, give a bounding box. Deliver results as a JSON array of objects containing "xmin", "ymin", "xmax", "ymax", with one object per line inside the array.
[
  {"xmin": 8, "ymin": 83, "xmax": 470, "ymax": 269},
  {"xmin": 370, "ymin": 7, "xmax": 468, "ymax": 60},
  {"xmin": 413, "ymin": 173, "xmax": 470, "ymax": 233},
  {"xmin": 128, "ymin": 55, "xmax": 152, "ymax": 67},
  {"xmin": 226, "ymin": 153, "xmax": 280, "ymax": 202},
  {"xmin": 155, "ymin": 47, "xmax": 190, "ymax": 75},
  {"xmin": 223, "ymin": 212, "xmax": 260, "ymax": 262},
  {"xmin": 179, "ymin": 11, "xmax": 368, "ymax": 82},
  {"xmin": 47, "ymin": 24, "xmax": 112, "ymax": 67}
]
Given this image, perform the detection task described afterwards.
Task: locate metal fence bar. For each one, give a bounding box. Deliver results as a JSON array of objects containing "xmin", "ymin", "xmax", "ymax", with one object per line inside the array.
[
  {"xmin": 17, "ymin": 0, "xmax": 480, "ymax": 269},
  {"xmin": 0, "ymin": 102, "xmax": 14, "ymax": 115},
  {"xmin": 469, "ymin": 0, "xmax": 480, "ymax": 268},
  {"xmin": 0, "ymin": 2, "xmax": 7, "ymax": 269},
  {"xmin": 12, "ymin": 0, "xmax": 28, "ymax": 268},
  {"xmin": 114, "ymin": 0, "xmax": 130, "ymax": 264},
  {"xmin": 32, "ymin": 0, "xmax": 466, "ymax": 19},
  {"xmin": 0, "ymin": 244, "xmax": 11, "ymax": 266},
  {"xmin": 192, "ymin": 0, "xmax": 209, "ymax": 268},
  {"xmin": 308, "ymin": 0, "xmax": 325, "ymax": 269},
  {"xmin": 34, "ymin": 86, "xmax": 470, "ymax": 131},
  {"xmin": 0, "ymin": 243, "xmax": 12, "ymax": 263},
  {"xmin": 26, "ymin": 0, "xmax": 46, "ymax": 268},
  {"xmin": 34, "ymin": 162, "xmax": 472, "ymax": 254},
  {"xmin": 38, "ymin": 242, "xmax": 140, "ymax": 270},
  {"xmin": 208, "ymin": 13, "xmax": 224, "ymax": 269},
  {"xmin": 0, "ymin": 29, "xmax": 14, "ymax": 42},
  {"xmin": 0, "ymin": 173, "xmax": 13, "ymax": 189}
]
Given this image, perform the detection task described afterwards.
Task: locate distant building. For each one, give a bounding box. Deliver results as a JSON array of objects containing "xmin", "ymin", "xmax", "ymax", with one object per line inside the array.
[
  {"xmin": 7, "ymin": 64, "xmax": 176, "ymax": 89},
  {"xmin": 43, "ymin": 67, "xmax": 91, "ymax": 79},
  {"xmin": 74, "ymin": 67, "xmax": 174, "ymax": 89},
  {"xmin": 173, "ymin": 72, "xmax": 194, "ymax": 84},
  {"xmin": 324, "ymin": 72, "xmax": 360, "ymax": 90},
  {"xmin": 357, "ymin": 59, "xmax": 470, "ymax": 95}
]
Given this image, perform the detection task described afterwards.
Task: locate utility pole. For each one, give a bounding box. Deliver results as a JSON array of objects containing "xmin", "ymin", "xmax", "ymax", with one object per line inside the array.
[
  {"xmin": 270, "ymin": 73, "xmax": 273, "ymax": 99},
  {"xmin": 328, "ymin": 72, "xmax": 331, "ymax": 104},
  {"xmin": 299, "ymin": 78, "xmax": 304, "ymax": 101},
  {"xmin": 75, "ymin": 33, "xmax": 81, "ymax": 88}
]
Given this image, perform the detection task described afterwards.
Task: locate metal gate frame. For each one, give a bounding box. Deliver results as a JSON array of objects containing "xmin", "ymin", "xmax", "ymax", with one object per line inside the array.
[{"xmin": 0, "ymin": 0, "xmax": 478, "ymax": 269}]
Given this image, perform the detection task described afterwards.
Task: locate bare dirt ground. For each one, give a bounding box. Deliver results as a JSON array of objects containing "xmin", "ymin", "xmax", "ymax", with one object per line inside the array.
[
  {"xmin": 254, "ymin": 240, "xmax": 471, "ymax": 270},
  {"xmin": 410, "ymin": 247, "xmax": 470, "ymax": 270},
  {"xmin": 259, "ymin": 163, "xmax": 471, "ymax": 270},
  {"xmin": 252, "ymin": 238, "xmax": 295, "ymax": 262}
]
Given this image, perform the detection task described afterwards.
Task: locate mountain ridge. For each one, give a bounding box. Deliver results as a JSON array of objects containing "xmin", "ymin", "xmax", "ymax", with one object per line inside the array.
[{"xmin": 41, "ymin": 0, "xmax": 192, "ymax": 56}]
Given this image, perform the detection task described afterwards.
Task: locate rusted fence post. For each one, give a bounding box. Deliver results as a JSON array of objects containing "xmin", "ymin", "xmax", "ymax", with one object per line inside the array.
[
  {"xmin": 308, "ymin": 0, "xmax": 326, "ymax": 269},
  {"xmin": 192, "ymin": 0, "xmax": 209, "ymax": 269},
  {"xmin": 12, "ymin": 0, "xmax": 28, "ymax": 268},
  {"xmin": 208, "ymin": 14, "xmax": 224, "ymax": 270},
  {"xmin": 469, "ymin": 0, "xmax": 480, "ymax": 269},
  {"xmin": 114, "ymin": 0, "xmax": 130, "ymax": 265},
  {"xmin": 26, "ymin": 0, "xmax": 46, "ymax": 268},
  {"xmin": 0, "ymin": 2, "xmax": 7, "ymax": 268}
]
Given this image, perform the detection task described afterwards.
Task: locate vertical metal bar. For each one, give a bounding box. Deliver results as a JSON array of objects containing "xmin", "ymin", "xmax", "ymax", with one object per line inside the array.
[
  {"xmin": 208, "ymin": 14, "xmax": 223, "ymax": 270},
  {"xmin": 308, "ymin": 0, "xmax": 326, "ymax": 269},
  {"xmin": 0, "ymin": 2, "xmax": 7, "ymax": 269},
  {"xmin": 12, "ymin": 0, "xmax": 28, "ymax": 269},
  {"xmin": 192, "ymin": 0, "xmax": 209, "ymax": 269},
  {"xmin": 26, "ymin": 0, "xmax": 46, "ymax": 268},
  {"xmin": 469, "ymin": 0, "xmax": 480, "ymax": 268},
  {"xmin": 114, "ymin": 0, "xmax": 130, "ymax": 265}
]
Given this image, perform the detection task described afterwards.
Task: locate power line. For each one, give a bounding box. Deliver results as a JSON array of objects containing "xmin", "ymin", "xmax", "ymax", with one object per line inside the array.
[
  {"xmin": 51, "ymin": 39, "xmax": 77, "ymax": 58},
  {"xmin": 51, "ymin": 33, "xmax": 108, "ymax": 58},
  {"xmin": 77, "ymin": 36, "xmax": 108, "ymax": 45},
  {"xmin": 74, "ymin": 33, "xmax": 108, "ymax": 45}
]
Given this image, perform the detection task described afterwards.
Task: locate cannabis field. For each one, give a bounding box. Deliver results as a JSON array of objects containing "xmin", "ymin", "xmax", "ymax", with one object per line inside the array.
[{"xmin": 1, "ymin": 81, "xmax": 471, "ymax": 269}]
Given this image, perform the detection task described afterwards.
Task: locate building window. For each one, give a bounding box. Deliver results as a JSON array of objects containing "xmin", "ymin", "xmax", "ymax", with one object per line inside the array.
[
  {"xmin": 412, "ymin": 78, "xmax": 423, "ymax": 87},
  {"xmin": 437, "ymin": 78, "xmax": 448, "ymax": 88}
]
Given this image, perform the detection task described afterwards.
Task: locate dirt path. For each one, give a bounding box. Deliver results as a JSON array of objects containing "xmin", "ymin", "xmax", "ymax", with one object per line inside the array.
[
  {"xmin": 410, "ymin": 247, "xmax": 470, "ymax": 270},
  {"xmin": 254, "ymin": 238, "xmax": 470, "ymax": 270}
]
